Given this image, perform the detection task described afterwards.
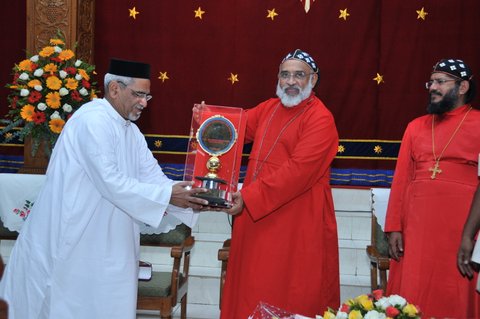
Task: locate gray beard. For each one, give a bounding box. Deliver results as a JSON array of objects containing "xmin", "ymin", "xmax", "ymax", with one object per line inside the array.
[{"xmin": 276, "ymin": 79, "xmax": 313, "ymax": 107}]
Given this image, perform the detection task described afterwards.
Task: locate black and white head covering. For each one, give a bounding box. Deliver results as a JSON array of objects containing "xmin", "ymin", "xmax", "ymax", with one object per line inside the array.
[
  {"xmin": 108, "ymin": 58, "xmax": 151, "ymax": 79},
  {"xmin": 432, "ymin": 59, "xmax": 473, "ymax": 81},
  {"xmin": 281, "ymin": 49, "xmax": 319, "ymax": 73}
]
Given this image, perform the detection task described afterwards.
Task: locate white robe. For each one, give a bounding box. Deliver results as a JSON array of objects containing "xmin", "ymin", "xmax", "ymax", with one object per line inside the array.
[{"xmin": 0, "ymin": 98, "xmax": 198, "ymax": 319}]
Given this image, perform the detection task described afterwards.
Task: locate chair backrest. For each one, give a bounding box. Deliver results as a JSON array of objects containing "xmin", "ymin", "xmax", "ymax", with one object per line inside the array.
[
  {"xmin": 140, "ymin": 223, "xmax": 191, "ymax": 247},
  {"xmin": 372, "ymin": 216, "xmax": 388, "ymax": 256}
]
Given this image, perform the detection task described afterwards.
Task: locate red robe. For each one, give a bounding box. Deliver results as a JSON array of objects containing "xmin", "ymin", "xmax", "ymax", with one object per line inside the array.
[
  {"xmin": 220, "ymin": 94, "xmax": 340, "ymax": 319},
  {"xmin": 385, "ymin": 105, "xmax": 480, "ymax": 319}
]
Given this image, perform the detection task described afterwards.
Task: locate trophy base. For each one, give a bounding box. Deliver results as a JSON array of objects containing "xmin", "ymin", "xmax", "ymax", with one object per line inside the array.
[{"xmin": 193, "ymin": 193, "xmax": 232, "ymax": 208}]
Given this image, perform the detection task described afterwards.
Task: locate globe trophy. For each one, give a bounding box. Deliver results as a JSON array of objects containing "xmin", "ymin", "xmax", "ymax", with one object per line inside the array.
[{"xmin": 184, "ymin": 104, "xmax": 246, "ymax": 208}]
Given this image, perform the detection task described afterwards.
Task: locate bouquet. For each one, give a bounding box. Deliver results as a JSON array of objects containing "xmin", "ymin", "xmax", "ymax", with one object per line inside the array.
[
  {"xmin": 317, "ymin": 290, "xmax": 421, "ymax": 319},
  {"xmin": 1, "ymin": 31, "xmax": 98, "ymax": 156}
]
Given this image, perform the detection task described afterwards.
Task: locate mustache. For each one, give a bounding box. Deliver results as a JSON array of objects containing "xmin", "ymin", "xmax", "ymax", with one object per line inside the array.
[{"xmin": 430, "ymin": 90, "xmax": 442, "ymax": 97}]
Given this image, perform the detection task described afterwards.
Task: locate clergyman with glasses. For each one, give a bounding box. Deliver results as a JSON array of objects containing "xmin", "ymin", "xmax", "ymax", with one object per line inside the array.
[
  {"xmin": 0, "ymin": 58, "xmax": 208, "ymax": 319},
  {"xmin": 385, "ymin": 59, "xmax": 480, "ymax": 318},
  {"xmin": 218, "ymin": 49, "xmax": 340, "ymax": 318}
]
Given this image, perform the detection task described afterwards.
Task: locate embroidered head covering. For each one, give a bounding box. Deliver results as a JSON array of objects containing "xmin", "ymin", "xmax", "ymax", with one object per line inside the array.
[
  {"xmin": 281, "ymin": 49, "xmax": 319, "ymax": 73},
  {"xmin": 108, "ymin": 58, "xmax": 151, "ymax": 79},
  {"xmin": 432, "ymin": 59, "xmax": 473, "ymax": 81}
]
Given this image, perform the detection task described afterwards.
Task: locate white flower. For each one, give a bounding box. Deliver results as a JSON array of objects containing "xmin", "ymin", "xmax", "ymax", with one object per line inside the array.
[
  {"xmin": 59, "ymin": 70, "xmax": 68, "ymax": 79},
  {"xmin": 59, "ymin": 87, "xmax": 69, "ymax": 96},
  {"xmin": 75, "ymin": 59, "xmax": 82, "ymax": 67},
  {"xmin": 75, "ymin": 73, "xmax": 82, "ymax": 81},
  {"xmin": 315, "ymin": 316, "xmax": 323, "ymax": 319},
  {"xmin": 20, "ymin": 88, "xmax": 30, "ymax": 97},
  {"xmin": 19, "ymin": 73, "xmax": 29, "ymax": 81},
  {"xmin": 30, "ymin": 55, "xmax": 39, "ymax": 63},
  {"xmin": 364, "ymin": 310, "xmax": 386, "ymax": 319},
  {"xmin": 37, "ymin": 103, "xmax": 47, "ymax": 111},
  {"xmin": 62, "ymin": 103, "xmax": 73, "ymax": 113},
  {"xmin": 79, "ymin": 87, "xmax": 89, "ymax": 96},
  {"xmin": 33, "ymin": 68, "xmax": 44, "ymax": 77},
  {"xmin": 374, "ymin": 297, "xmax": 391, "ymax": 310},
  {"xmin": 335, "ymin": 311, "xmax": 348, "ymax": 319},
  {"xmin": 54, "ymin": 46, "xmax": 62, "ymax": 53},
  {"xmin": 34, "ymin": 85, "xmax": 43, "ymax": 91},
  {"xmin": 50, "ymin": 111, "xmax": 61, "ymax": 120},
  {"xmin": 388, "ymin": 295, "xmax": 407, "ymax": 308}
]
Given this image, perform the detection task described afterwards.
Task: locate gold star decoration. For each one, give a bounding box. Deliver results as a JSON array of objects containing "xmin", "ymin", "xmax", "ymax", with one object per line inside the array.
[
  {"xmin": 194, "ymin": 6, "xmax": 205, "ymax": 19},
  {"xmin": 228, "ymin": 73, "xmax": 239, "ymax": 85},
  {"xmin": 339, "ymin": 8, "xmax": 350, "ymax": 21},
  {"xmin": 190, "ymin": 141, "xmax": 198, "ymax": 150},
  {"xmin": 267, "ymin": 9, "xmax": 278, "ymax": 21},
  {"xmin": 158, "ymin": 71, "xmax": 169, "ymax": 83},
  {"xmin": 374, "ymin": 145, "xmax": 383, "ymax": 154},
  {"xmin": 337, "ymin": 145, "xmax": 345, "ymax": 153},
  {"xmin": 129, "ymin": 7, "xmax": 139, "ymax": 19},
  {"xmin": 154, "ymin": 140, "xmax": 163, "ymax": 148},
  {"xmin": 373, "ymin": 73, "xmax": 384, "ymax": 85},
  {"xmin": 416, "ymin": 7, "xmax": 428, "ymax": 20}
]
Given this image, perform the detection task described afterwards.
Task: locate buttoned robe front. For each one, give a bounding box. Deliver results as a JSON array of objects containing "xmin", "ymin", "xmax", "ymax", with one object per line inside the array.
[
  {"xmin": 220, "ymin": 94, "xmax": 340, "ymax": 319},
  {"xmin": 0, "ymin": 98, "xmax": 198, "ymax": 319},
  {"xmin": 385, "ymin": 105, "xmax": 480, "ymax": 318}
]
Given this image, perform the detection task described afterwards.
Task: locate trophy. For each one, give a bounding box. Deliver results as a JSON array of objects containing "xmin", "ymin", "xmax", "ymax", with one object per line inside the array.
[{"xmin": 184, "ymin": 104, "xmax": 246, "ymax": 208}]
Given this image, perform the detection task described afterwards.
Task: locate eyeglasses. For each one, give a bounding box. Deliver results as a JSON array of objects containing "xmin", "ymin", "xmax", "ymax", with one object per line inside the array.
[
  {"xmin": 425, "ymin": 79, "xmax": 458, "ymax": 89},
  {"xmin": 117, "ymin": 81, "xmax": 153, "ymax": 101},
  {"xmin": 278, "ymin": 71, "xmax": 314, "ymax": 81}
]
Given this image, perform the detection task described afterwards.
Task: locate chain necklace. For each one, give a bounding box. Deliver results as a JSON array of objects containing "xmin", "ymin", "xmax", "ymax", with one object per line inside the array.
[
  {"xmin": 252, "ymin": 98, "xmax": 314, "ymax": 181},
  {"xmin": 429, "ymin": 106, "xmax": 472, "ymax": 179}
]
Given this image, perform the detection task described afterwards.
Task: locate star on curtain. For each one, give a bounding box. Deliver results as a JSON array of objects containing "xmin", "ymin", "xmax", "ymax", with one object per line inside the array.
[
  {"xmin": 339, "ymin": 8, "xmax": 350, "ymax": 21},
  {"xmin": 301, "ymin": 0, "xmax": 315, "ymax": 13},
  {"xmin": 416, "ymin": 7, "xmax": 428, "ymax": 20},
  {"xmin": 338, "ymin": 145, "xmax": 345, "ymax": 153},
  {"xmin": 374, "ymin": 145, "xmax": 383, "ymax": 154},
  {"xmin": 267, "ymin": 9, "xmax": 278, "ymax": 21},
  {"xmin": 228, "ymin": 73, "xmax": 239, "ymax": 84},
  {"xmin": 129, "ymin": 7, "xmax": 139, "ymax": 19},
  {"xmin": 373, "ymin": 73, "xmax": 384, "ymax": 85},
  {"xmin": 158, "ymin": 72, "xmax": 169, "ymax": 83},
  {"xmin": 194, "ymin": 7, "xmax": 205, "ymax": 19}
]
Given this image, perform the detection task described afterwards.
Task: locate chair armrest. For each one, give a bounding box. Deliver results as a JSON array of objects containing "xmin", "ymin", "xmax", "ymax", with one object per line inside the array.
[{"xmin": 366, "ymin": 245, "xmax": 390, "ymax": 270}]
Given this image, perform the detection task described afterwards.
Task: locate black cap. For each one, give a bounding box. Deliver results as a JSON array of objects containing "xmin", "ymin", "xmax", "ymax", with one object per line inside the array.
[
  {"xmin": 108, "ymin": 58, "xmax": 151, "ymax": 79},
  {"xmin": 432, "ymin": 59, "xmax": 473, "ymax": 81}
]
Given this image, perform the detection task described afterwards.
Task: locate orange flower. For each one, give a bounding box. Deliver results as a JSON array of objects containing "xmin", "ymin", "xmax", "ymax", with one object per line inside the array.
[
  {"xmin": 18, "ymin": 59, "xmax": 34, "ymax": 71},
  {"xmin": 58, "ymin": 49, "xmax": 74, "ymax": 61},
  {"xmin": 65, "ymin": 78, "xmax": 78, "ymax": 90},
  {"xmin": 49, "ymin": 118, "xmax": 65, "ymax": 134},
  {"xmin": 46, "ymin": 76, "xmax": 62, "ymax": 90},
  {"xmin": 39, "ymin": 46, "xmax": 55, "ymax": 57},
  {"xmin": 44, "ymin": 63, "xmax": 58, "ymax": 74},
  {"xmin": 78, "ymin": 69, "xmax": 90, "ymax": 81},
  {"xmin": 50, "ymin": 38, "xmax": 65, "ymax": 46},
  {"xmin": 46, "ymin": 91, "xmax": 61, "ymax": 109},
  {"xmin": 27, "ymin": 79, "xmax": 42, "ymax": 88},
  {"xmin": 20, "ymin": 104, "xmax": 35, "ymax": 122}
]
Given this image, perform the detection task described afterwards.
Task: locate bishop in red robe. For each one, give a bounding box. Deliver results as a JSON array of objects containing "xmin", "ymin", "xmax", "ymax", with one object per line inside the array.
[
  {"xmin": 385, "ymin": 59, "xmax": 480, "ymax": 318},
  {"xmin": 220, "ymin": 49, "xmax": 340, "ymax": 318}
]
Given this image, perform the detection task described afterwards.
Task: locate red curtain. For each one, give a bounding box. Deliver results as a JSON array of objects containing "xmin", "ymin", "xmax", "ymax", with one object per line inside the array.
[{"xmin": 1, "ymin": 0, "xmax": 480, "ymax": 171}]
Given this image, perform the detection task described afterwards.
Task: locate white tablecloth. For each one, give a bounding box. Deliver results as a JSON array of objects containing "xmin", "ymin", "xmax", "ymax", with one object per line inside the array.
[{"xmin": 0, "ymin": 173, "xmax": 186, "ymax": 234}]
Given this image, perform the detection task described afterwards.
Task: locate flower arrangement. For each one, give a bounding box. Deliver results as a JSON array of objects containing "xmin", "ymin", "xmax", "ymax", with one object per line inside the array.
[
  {"xmin": 0, "ymin": 32, "xmax": 98, "ymax": 156},
  {"xmin": 317, "ymin": 290, "xmax": 421, "ymax": 319}
]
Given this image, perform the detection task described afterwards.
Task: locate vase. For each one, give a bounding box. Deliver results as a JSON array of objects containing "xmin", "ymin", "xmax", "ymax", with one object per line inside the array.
[{"xmin": 17, "ymin": 137, "xmax": 49, "ymax": 174}]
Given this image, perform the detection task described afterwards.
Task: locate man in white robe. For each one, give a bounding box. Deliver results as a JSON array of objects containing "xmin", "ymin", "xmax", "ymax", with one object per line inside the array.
[{"xmin": 0, "ymin": 59, "xmax": 208, "ymax": 319}]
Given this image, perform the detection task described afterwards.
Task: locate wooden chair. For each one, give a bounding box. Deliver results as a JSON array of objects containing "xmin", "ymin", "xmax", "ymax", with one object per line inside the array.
[
  {"xmin": 217, "ymin": 238, "xmax": 231, "ymax": 309},
  {"xmin": 137, "ymin": 223, "xmax": 194, "ymax": 319},
  {"xmin": 365, "ymin": 215, "xmax": 390, "ymax": 291}
]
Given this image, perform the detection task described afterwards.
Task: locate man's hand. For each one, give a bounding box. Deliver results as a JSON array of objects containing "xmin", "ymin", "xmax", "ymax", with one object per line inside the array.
[
  {"xmin": 388, "ymin": 231, "xmax": 404, "ymax": 261},
  {"xmin": 192, "ymin": 101, "xmax": 206, "ymax": 124},
  {"xmin": 170, "ymin": 181, "xmax": 208, "ymax": 210},
  {"xmin": 457, "ymin": 236, "xmax": 475, "ymax": 278},
  {"xmin": 225, "ymin": 191, "xmax": 244, "ymax": 216}
]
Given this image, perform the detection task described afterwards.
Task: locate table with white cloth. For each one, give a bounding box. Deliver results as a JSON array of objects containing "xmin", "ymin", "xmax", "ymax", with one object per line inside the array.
[{"xmin": 0, "ymin": 173, "xmax": 184, "ymax": 234}]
